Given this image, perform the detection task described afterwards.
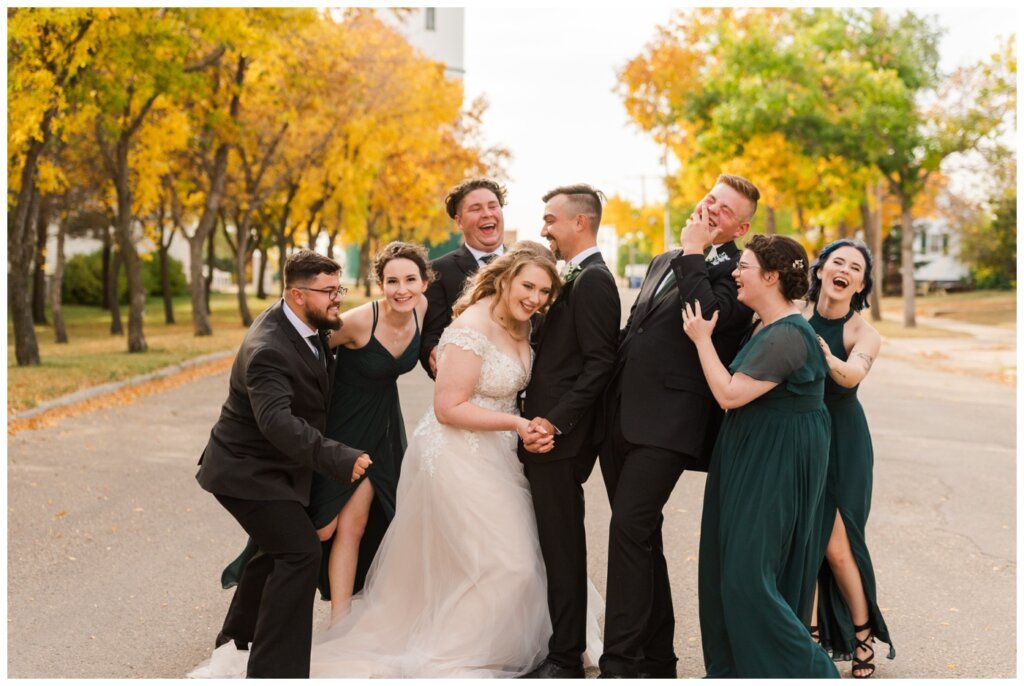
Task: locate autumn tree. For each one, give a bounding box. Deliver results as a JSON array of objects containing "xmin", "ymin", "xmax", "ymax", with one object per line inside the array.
[{"xmin": 8, "ymin": 8, "xmax": 97, "ymax": 365}]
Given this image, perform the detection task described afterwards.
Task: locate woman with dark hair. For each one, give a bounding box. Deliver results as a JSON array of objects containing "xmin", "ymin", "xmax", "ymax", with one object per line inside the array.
[
  {"xmin": 222, "ymin": 241, "xmax": 431, "ymax": 625},
  {"xmin": 682, "ymin": 234, "xmax": 838, "ymax": 678},
  {"xmin": 804, "ymin": 239, "xmax": 894, "ymax": 677}
]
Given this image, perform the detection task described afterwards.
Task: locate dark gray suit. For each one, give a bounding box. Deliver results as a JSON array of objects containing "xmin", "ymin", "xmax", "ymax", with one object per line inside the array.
[
  {"xmin": 419, "ymin": 244, "xmax": 481, "ymax": 378},
  {"xmin": 197, "ymin": 299, "xmax": 363, "ymax": 677}
]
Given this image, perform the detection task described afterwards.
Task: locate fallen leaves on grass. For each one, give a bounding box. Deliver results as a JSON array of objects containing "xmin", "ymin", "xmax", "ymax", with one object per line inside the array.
[{"xmin": 7, "ymin": 356, "xmax": 234, "ymax": 437}]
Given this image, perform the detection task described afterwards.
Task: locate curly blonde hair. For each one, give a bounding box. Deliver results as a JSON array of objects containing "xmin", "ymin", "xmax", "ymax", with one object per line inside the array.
[{"xmin": 452, "ymin": 240, "xmax": 560, "ymax": 338}]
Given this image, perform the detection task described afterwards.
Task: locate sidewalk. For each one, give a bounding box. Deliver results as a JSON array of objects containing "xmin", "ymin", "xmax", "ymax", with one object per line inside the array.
[{"xmin": 877, "ymin": 313, "xmax": 1016, "ymax": 385}]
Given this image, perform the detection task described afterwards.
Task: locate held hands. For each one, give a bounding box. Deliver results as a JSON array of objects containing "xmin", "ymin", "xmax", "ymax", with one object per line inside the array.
[
  {"xmin": 351, "ymin": 453, "xmax": 373, "ymax": 482},
  {"xmin": 680, "ymin": 202, "xmax": 722, "ymax": 254},
  {"xmin": 682, "ymin": 300, "xmax": 718, "ymax": 343},
  {"xmin": 518, "ymin": 417, "xmax": 555, "ymax": 454}
]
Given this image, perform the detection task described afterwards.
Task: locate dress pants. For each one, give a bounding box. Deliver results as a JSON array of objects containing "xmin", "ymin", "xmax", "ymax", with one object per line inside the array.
[
  {"xmin": 598, "ymin": 400, "xmax": 686, "ymax": 677},
  {"xmin": 215, "ymin": 494, "xmax": 322, "ymax": 678},
  {"xmin": 523, "ymin": 456, "xmax": 592, "ymax": 668}
]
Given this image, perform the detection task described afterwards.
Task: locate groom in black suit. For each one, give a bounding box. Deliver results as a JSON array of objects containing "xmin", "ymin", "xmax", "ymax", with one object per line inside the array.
[
  {"xmin": 419, "ymin": 177, "xmax": 507, "ymax": 378},
  {"xmin": 197, "ymin": 250, "xmax": 371, "ymax": 678},
  {"xmin": 519, "ymin": 185, "xmax": 620, "ymax": 678},
  {"xmin": 597, "ymin": 174, "xmax": 760, "ymax": 678}
]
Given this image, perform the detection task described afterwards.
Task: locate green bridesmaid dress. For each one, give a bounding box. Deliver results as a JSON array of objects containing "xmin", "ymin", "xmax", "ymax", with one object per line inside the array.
[
  {"xmin": 810, "ymin": 308, "xmax": 895, "ymax": 662},
  {"xmin": 222, "ymin": 301, "xmax": 420, "ymax": 599},
  {"xmin": 698, "ymin": 314, "xmax": 838, "ymax": 678}
]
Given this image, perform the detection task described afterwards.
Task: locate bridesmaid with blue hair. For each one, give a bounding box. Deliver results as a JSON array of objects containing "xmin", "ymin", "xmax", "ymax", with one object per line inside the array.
[{"xmin": 803, "ymin": 238, "xmax": 894, "ymax": 678}]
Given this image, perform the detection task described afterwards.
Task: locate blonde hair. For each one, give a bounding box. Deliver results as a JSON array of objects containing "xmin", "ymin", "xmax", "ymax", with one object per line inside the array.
[{"xmin": 452, "ymin": 240, "xmax": 560, "ymax": 338}]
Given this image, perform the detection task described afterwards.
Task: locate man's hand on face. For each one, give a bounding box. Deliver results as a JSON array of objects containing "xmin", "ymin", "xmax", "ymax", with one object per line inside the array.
[{"xmin": 680, "ymin": 202, "xmax": 722, "ymax": 255}]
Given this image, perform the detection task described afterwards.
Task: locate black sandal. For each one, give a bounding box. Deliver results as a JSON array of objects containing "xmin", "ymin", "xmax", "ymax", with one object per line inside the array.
[
  {"xmin": 851, "ymin": 621, "xmax": 875, "ymax": 678},
  {"xmin": 808, "ymin": 624, "xmax": 820, "ymax": 643}
]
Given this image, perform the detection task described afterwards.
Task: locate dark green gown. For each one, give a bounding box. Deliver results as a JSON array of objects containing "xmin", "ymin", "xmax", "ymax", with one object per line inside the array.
[
  {"xmin": 222, "ymin": 301, "xmax": 420, "ymax": 599},
  {"xmin": 698, "ymin": 314, "xmax": 839, "ymax": 678},
  {"xmin": 810, "ymin": 308, "xmax": 895, "ymax": 662}
]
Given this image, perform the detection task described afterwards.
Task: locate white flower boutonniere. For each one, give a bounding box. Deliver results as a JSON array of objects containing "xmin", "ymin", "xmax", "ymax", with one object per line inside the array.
[
  {"xmin": 706, "ymin": 251, "xmax": 730, "ymax": 268},
  {"xmin": 561, "ymin": 263, "xmax": 583, "ymax": 284}
]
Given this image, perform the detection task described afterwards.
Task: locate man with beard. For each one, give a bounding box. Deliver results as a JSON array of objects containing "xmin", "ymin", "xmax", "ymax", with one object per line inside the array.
[{"xmin": 196, "ymin": 250, "xmax": 372, "ymax": 678}]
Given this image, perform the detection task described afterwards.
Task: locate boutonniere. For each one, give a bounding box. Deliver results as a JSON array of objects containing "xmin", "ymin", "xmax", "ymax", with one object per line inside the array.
[
  {"xmin": 706, "ymin": 251, "xmax": 730, "ymax": 267},
  {"xmin": 561, "ymin": 263, "xmax": 583, "ymax": 284}
]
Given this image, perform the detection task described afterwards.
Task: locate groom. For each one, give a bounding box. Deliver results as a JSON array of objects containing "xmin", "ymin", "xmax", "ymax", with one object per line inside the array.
[
  {"xmin": 520, "ymin": 184, "xmax": 620, "ymax": 678},
  {"xmin": 196, "ymin": 250, "xmax": 371, "ymax": 678}
]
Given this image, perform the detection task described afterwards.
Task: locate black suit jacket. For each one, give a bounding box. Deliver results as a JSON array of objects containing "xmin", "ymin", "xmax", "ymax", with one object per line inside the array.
[
  {"xmin": 419, "ymin": 244, "xmax": 481, "ymax": 377},
  {"xmin": 518, "ymin": 253, "xmax": 620, "ymax": 467},
  {"xmin": 606, "ymin": 242, "xmax": 752, "ymax": 469},
  {"xmin": 196, "ymin": 300, "xmax": 364, "ymax": 504}
]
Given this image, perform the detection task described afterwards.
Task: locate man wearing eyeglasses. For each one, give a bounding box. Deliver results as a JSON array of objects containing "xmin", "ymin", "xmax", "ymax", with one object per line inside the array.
[
  {"xmin": 196, "ymin": 249, "xmax": 372, "ymax": 678},
  {"xmin": 596, "ymin": 174, "xmax": 759, "ymax": 679}
]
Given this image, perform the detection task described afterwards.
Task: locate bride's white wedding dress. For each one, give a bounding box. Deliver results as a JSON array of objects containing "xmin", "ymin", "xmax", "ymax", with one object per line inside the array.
[
  {"xmin": 308, "ymin": 326, "xmax": 600, "ymax": 678},
  {"xmin": 190, "ymin": 325, "xmax": 602, "ymax": 678}
]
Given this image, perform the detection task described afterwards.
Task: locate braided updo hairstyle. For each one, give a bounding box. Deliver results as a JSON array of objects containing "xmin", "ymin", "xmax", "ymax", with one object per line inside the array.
[{"xmin": 744, "ymin": 234, "xmax": 810, "ymax": 301}]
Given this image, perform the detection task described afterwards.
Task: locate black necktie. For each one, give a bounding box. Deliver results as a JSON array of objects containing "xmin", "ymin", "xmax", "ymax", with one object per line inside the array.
[
  {"xmin": 307, "ymin": 334, "xmax": 327, "ymax": 369},
  {"xmin": 480, "ymin": 254, "xmax": 498, "ymax": 266}
]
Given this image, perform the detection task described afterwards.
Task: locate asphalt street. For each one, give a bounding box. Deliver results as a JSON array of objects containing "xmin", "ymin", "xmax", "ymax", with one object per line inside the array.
[{"xmin": 6, "ymin": 294, "xmax": 1015, "ymax": 678}]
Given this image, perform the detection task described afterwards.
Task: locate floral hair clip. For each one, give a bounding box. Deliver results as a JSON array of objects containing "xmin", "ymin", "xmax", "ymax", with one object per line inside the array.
[{"xmin": 792, "ymin": 259, "xmax": 805, "ymax": 269}]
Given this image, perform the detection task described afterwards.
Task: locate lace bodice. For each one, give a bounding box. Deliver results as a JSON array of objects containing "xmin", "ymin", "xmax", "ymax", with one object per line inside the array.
[{"xmin": 435, "ymin": 326, "xmax": 532, "ymax": 413}]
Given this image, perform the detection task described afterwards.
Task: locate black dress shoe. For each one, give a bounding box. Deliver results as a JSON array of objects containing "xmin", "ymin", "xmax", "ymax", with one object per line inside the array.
[
  {"xmin": 637, "ymin": 665, "xmax": 677, "ymax": 678},
  {"xmin": 522, "ymin": 659, "xmax": 585, "ymax": 678},
  {"xmin": 214, "ymin": 631, "xmax": 249, "ymax": 651}
]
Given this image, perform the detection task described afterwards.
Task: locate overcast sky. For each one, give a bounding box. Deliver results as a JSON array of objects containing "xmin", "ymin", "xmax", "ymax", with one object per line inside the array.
[{"xmin": 462, "ymin": 5, "xmax": 1018, "ymax": 241}]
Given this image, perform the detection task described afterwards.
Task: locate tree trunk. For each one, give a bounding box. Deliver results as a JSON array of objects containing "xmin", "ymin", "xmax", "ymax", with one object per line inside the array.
[
  {"xmin": 113, "ymin": 155, "xmax": 148, "ymax": 352},
  {"xmin": 101, "ymin": 227, "xmax": 112, "ymax": 310},
  {"xmin": 33, "ymin": 196, "xmax": 50, "ymax": 325},
  {"xmin": 9, "ymin": 184, "xmax": 43, "ymax": 365},
  {"xmin": 205, "ymin": 225, "xmax": 216, "ymax": 313},
  {"xmin": 868, "ymin": 183, "xmax": 883, "ymax": 320},
  {"xmin": 899, "ymin": 195, "xmax": 917, "ymax": 328},
  {"xmin": 837, "ymin": 218, "xmax": 848, "ymax": 239},
  {"xmin": 256, "ymin": 248, "xmax": 268, "ymax": 299},
  {"xmin": 229, "ymin": 219, "xmax": 254, "ymax": 326},
  {"xmin": 277, "ymin": 235, "xmax": 288, "ymax": 297},
  {"xmin": 52, "ymin": 216, "xmax": 69, "ymax": 343},
  {"xmin": 159, "ymin": 240, "xmax": 175, "ymax": 324},
  {"xmin": 108, "ymin": 250, "xmax": 124, "ymax": 335},
  {"xmin": 764, "ymin": 206, "xmax": 776, "ymax": 235},
  {"xmin": 359, "ymin": 237, "xmax": 373, "ymax": 297}
]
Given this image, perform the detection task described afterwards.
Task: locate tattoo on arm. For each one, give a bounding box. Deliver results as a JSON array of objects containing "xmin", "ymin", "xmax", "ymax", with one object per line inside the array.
[{"xmin": 855, "ymin": 351, "xmax": 874, "ymax": 371}]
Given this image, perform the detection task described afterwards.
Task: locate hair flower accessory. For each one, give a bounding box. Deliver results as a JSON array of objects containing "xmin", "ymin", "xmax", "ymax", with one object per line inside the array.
[{"xmin": 792, "ymin": 259, "xmax": 805, "ymax": 269}]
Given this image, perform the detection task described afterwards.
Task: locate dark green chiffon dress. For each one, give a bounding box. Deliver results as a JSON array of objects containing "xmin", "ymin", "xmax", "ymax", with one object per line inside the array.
[
  {"xmin": 222, "ymin": 301, "xmax": 420, "ymax": 599},
  {"xmin": 698, "ymin": 314, "xmax": 838, "ymax": 678},
  {"xmin": 810, "ymin": 308, "xmax": 895, "ymax": 662}
]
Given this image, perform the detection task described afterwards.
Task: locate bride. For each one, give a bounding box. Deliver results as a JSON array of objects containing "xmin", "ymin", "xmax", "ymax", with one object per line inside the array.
[{"xmin": 306, "ymin": 241, "xmax": 578, "ymax": 678}]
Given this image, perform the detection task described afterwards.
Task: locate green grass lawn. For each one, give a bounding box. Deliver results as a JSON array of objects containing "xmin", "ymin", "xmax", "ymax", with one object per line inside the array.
[
  {"xmin": 879, "ymin": 289, "xmax": 1016, "ymax": 330},
  {"xmin": 7, "ymin": 291, "xmax": 370, "ymax": 414}
]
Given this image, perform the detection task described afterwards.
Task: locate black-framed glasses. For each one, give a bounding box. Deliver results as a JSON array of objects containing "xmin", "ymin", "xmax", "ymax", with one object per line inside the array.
[{"xmin": 299, "ymin": 286, "xmax": 348, "ymax": 301}]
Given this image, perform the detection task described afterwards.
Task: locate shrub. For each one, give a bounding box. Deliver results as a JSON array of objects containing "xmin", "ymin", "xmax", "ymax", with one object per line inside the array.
[{"xmin": 62, "ymin": 250, "xmax": 189, "ymax": 305}]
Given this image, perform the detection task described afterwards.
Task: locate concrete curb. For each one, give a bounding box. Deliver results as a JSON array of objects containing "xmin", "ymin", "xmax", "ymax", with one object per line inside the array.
[{"xmin": 11, "ymin": 348, "xmax": 239, "ymax": 421}]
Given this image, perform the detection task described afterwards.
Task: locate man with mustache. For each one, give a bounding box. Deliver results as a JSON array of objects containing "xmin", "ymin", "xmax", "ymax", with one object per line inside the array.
[{"xmin": 196, "ymin": 250, "xmax": 372, "ymax": 678}]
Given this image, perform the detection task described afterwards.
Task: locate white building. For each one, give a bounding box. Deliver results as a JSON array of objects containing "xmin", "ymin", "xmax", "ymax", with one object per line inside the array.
[
  {"xmin": 381, "ymin": 8, "xmax": 464, "ymax": 79},
  {"xmin": 912, "ymin": 217, "xmax": 969, "ymax": 289}
]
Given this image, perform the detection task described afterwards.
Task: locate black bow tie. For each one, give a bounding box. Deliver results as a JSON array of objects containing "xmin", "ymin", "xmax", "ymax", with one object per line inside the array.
[{"xmin": 479, "ymin": 254, "xmax": 498, "ymax": 266}]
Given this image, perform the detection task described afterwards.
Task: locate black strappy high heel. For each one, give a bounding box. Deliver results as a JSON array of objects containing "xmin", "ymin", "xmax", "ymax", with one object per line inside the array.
[{"xmin": 851, "ymin": 621, "xmax": 875, "ymax": 678}]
